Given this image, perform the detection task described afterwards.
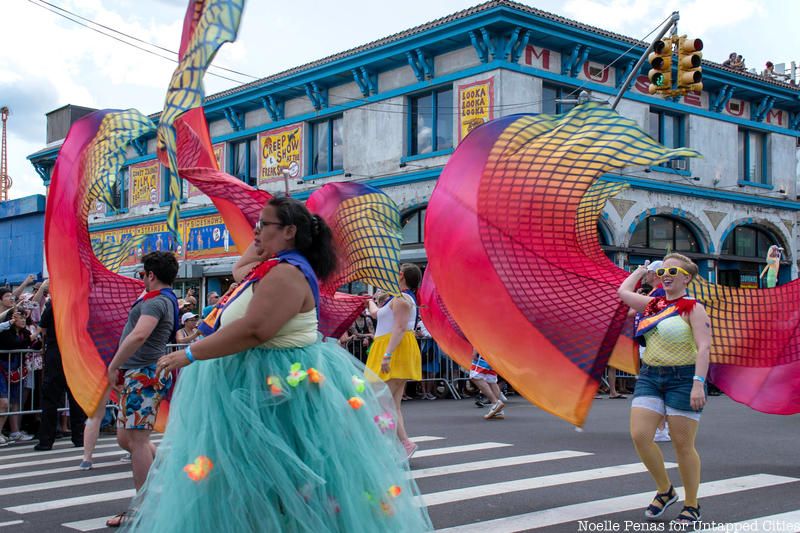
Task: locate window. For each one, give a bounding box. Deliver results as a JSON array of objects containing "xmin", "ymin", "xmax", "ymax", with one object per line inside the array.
[
  {"xmin": 738, "ymin": 129, "xmax": 768, "ymax": 184},
  {"xmin": 648, "ymin": 109, "xmax": 686, "ymax": 170},
  {"xmin": 721, "ymin": 225, "xmax": 777, "ymax": 257},
  {"xmin": 409, "ymin": 88, "xmax": 453, "ymax": 155},
  {"xmin": 231, "ymin": 138, "xmax": 258, "ymax": 186},
  {"xmin": 110, "ymin": 167, "xmax": 128, "ymax": 212},
  {"xmin": 311, "ymin": 116, "xmax": 343, "ymax": 174},
  {"xmin": 630, "ymin": 216, "xmax": 699, "ymax": 252},
  {"xmin": 401, "ymin": 208, "xmax": 426, "ymax": 245},
  {"xmin": 542, "ymin": 84, "xmax": 577, "ymax": 115}
]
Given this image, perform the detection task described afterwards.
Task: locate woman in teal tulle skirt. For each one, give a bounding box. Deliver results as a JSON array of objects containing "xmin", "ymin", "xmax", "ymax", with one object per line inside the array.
[{"xmin": 121, "ymin": 198, "xmax": 432, "ymax": 532}]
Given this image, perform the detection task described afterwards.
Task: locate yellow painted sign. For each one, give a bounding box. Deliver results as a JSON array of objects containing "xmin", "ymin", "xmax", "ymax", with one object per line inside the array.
[
  {"xmin": 187, "ymin": 143, "xmax": 225, "ymax": 198},
  {"xmin": 458, "ymin": 78, "xmax": 494, "ymax": 142},
  {"xmin": 258, "ymin": 124, "xmax": 302, "ymax": 185},
  {"xmin": 128, "ymin": 161, "xmax": 160, "ymax": 208}
]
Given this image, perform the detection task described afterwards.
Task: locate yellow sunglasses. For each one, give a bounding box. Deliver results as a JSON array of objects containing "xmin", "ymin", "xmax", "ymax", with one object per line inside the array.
[{"xmin": 656, "ymin": 266, "xmax": 690, "ymax": 277}]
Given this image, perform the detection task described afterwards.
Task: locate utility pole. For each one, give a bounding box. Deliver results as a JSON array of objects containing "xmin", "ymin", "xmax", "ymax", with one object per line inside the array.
[{"xmin": 0, "ymin": 107, "xmax": 12, "ymax": 202}]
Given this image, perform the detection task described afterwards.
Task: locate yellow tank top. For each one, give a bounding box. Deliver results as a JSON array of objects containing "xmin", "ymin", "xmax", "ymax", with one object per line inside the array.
[
  {"xmin": 642, "ymin": 315, "xmax": 697, "ymax": 366},
  {"xmin": 219, "ymin": 285, "xmax": 318, "ymax": 348}
]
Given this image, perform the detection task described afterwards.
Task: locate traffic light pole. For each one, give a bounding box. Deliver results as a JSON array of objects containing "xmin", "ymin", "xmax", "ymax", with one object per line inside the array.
[{"xmin": 611, "ymin": 11, "xmax": 680, "ymax": 110}]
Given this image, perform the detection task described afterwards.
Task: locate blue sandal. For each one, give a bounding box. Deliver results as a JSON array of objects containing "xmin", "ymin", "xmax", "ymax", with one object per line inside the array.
[
  {"xmin": 644, "ymin": 485, "xmax": 678, "ymax": 518},
  {"xmin": 672, "ymin": 505, "xmax": 701, "ymax": 525}
]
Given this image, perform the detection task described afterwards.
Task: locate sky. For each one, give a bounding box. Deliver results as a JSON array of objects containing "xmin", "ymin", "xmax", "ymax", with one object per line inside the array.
[{"xmin": 1, "ymin": 0, "xmax": 797, "ymax": 199}]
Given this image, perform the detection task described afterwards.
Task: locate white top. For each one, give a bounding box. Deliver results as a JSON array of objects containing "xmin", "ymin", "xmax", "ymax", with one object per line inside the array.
[
  {"xmin": 219, "ymin": 284, "xmax": 318, "ymax": 348},
  {"xmin": 374, "ymin": 294, "xmax": 416, "ymax": 337}
]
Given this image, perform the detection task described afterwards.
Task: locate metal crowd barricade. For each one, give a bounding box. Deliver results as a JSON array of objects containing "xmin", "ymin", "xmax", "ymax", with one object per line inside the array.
[{"xmin": 0, "ymin": 349, "xmax": 43, "ymax": 417}]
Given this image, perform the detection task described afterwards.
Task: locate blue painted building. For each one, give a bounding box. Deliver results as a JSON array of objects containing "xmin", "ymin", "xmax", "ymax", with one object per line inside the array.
[
  {"xmin": 0, "ymin": 195, "xmax": 46, "ymax": 286},
  {"xmin": 28, "ymin": 0, "xmax": 800, "ymax": 297}
]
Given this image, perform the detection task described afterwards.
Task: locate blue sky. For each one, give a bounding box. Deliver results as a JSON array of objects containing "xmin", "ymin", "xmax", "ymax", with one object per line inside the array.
[{"xmin": 1, "ymin": 0, "xmax": 796, "ymax": 199}]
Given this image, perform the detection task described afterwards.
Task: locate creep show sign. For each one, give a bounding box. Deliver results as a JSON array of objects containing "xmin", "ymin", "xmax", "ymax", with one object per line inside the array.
[
  {"xmin": 128, "ymin": 161, "xmax": 160, "ymax": 209},
  {"xmin": 458, "ymin": 77, "xmax": 494, "ymax": 142},
  {"xmin": 258, "ymin": 124, "xmax": 302, "ymax": 185}
]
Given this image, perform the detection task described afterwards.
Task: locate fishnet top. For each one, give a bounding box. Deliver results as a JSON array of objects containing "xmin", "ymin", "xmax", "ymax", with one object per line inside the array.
[{"xmin": 642, "ymin": 315, "xmax": 697, "ymax": 367}]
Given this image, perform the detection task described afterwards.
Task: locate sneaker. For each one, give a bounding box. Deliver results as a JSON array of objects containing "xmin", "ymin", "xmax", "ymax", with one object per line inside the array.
[
  {"xmin": 484, "ymin": 400, "xmax": 505, "ymax": 419},
  {"xmin": 654, "ymin": 427, "xmax": 671, "ymax": 442},
  {"xmin": 422, "ymin": 393, "xmax": 437, "ymax": 400},
  {"xmin": 487, "ymin": 410, "xmax": 505, "ymax": 420},
  {"xmin": 474, "ymin": 395, "xmax": 489, "ymax": 408},
  {"xmin": 9, "ymin": 431, "xmax": 34, "ymax": 442},
  {"xmin": 402, "ymin": 440, "xmax": 418, "ymax": 459},
  {"xmin": 120, "ymin": 453, "xmax": 132, "ymax": 463},
  {"xmin": 0, "ymin": 435, "xmax": 8, "ymax": 447},
  {"xmin": 78, "ymin": 460, "xmax": 93, "ymax": 471}
]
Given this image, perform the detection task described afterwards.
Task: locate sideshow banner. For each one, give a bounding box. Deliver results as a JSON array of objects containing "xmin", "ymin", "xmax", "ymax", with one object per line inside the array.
[
  {"xmin": 185, "ymin": 214, "xmax": 236, "ymax": 259},
  {"xmin": 128, "ymin": 161, "xmax": 160, "ymax": 208},
  {"xmin": 458, "ymin": 77, "xmax": 494, "ymax": 142},
  {"xmin": 188, "ymin": 143, "xmax": 225, "ymax": 198},
  {"xmin": 258, "ymin": 124, "xmax": 302, "ymax": 185},
  {"xmin": 91, "ymin": 220, "xmax": 184, "ymax": 267}
]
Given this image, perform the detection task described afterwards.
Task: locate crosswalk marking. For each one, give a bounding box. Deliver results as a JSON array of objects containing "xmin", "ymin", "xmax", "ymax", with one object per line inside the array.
[
  {"xmin": 414, "ymin": 442, "xmax": 512, "ymax": 458},
  {"xmin": 729, "ymin": 510, "xmax": 800, "ymax": 532},
  {"xmin": 0, "ymin": 460, "xmax": 123, "ymax": 482},
  {"xmin": 422, "ymin": 462, "xmax": 677, "ymax": 506},
  {"xmin": 413, "ymin": 451, "xmax": 592, "ymax": 479},
  {"xmin": 5, "ymin": 472, "xmax": 132, "ymax": 495},
  {"xmin": 5, "ymin": 489, "xmax": 136, "ymax": 514},
  {"xmin": 0, "ymin": 435, "xmax": 121, "ymax": 455},
  {"xmin": 0, "ymin": 521, "xmax": 24, "ymax": 528},
  {"xmin": 434, "ymin": 474, "xmax": 799, "ymax": 532},
  {"xmin": 0, "ymin": 450, "xmax": 129, "ymax": 471},
  {"xmin": 62, "ymin": 516, "xmax": 111, "ymax": 532},
  {"xmin": 0, "ymin": 438, "xmax": 159, "ymax": 462},
  {"xmin": 409, "ymin": 436, "xmax": 446, "ymax": 443}
]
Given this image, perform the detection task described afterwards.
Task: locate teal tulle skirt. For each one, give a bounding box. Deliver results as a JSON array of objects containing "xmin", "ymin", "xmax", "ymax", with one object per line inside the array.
[{"xmin": 121, "ymin": 338, "xmax": 433, "ymax": 532}]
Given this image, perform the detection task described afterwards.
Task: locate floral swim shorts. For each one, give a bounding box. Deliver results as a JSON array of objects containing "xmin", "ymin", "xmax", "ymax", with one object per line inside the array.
[{"xmin": 116, "ymin": 364, "xmax": 173, "ymax": 430}]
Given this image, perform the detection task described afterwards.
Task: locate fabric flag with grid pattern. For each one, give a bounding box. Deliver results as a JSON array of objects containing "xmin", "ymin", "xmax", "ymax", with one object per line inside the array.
[
  {"xmin": 418, "ymin": 268, "xmax": 473, "ymax": 369},
  {"xmin": 156, "ymin": 0, "xmax": 245, "ymax": 248},
  {"xmin": 425, "ymin": 103, "xmax": 703, "ymax": 426},
  {"xmin": 305, "ymin": 182, "xmax": 403, "ymax": 296},
  {"xmin": 45, "ymin": 109, "xmax": 155, "ymax": 419}
]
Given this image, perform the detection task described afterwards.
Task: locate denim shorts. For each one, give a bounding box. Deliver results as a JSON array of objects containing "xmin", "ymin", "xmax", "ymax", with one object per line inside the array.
[{"xmin": 632, "ymin": 364, "xmax": 706, "ymax": 420}]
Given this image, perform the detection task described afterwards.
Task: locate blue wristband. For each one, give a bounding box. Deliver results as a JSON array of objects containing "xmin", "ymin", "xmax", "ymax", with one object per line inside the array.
[
  {"xmin": 185, "ymin": 345, "xmax": 196, "ymax": 363},
  {"xmin": 693, "ymin": 375, "xmax": 706, "ymax": 384}
]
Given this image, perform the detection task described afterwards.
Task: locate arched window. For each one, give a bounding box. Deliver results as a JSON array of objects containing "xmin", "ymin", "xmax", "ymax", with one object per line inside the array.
[
  {"xmin": 401, "ymin": 207, "xmax": 426, "ymax": 246},
  {"xmin": 630, "ymin": 216, "xmax": 700, "ymax": 253},
  {"xmin": 718, "ymin": 224, "xmax": 783, "ymax": 288}
]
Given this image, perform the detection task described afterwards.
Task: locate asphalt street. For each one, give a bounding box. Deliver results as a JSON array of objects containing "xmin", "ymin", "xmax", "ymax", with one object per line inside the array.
[{"xmin": 0, "ymin": 392, "xmax": 798, "ymax": 532}]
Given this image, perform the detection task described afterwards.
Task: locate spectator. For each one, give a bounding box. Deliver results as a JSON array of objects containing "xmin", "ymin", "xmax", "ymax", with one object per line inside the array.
[
  {"xmin": 416, "ymin": 318, "xmax": 442, "ymax": 400},
  {"xmin": 722, "ymin": 52, "xmax": 737, "ymax": 67},
  {"xmin": 733, "ymin": 55, "xmax": 746, "ymax": 70},
  {"xmin": 0, "ymin": 311, "xmax": 37, "ymax": 443},
  {"xmin": 34, "ymin": 300, "xmax": 86, "ymax": 451},
  {"xmin": 201, "ymin": 291, "xmax": 219, "ymax": 318},
  {"xmin": 342, "ymin": 308, "xmax": 374, "ymax": 362},
  {"xmin": 176, "ymin": 312, "xmax": 202, "ymax": 344},
  {"xmin": 762, "ymin": 61, "xmax": 775, "ymax": 78}
]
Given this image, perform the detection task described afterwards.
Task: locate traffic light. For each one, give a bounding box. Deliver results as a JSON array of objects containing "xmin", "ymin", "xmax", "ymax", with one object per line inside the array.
[
  {"xmin": 647, "ymin": 39, "xmax": 672, "ymax": 94},
  {"xmin": 677, "ymin": 37, "xmax": 703, "ymax": 91}
]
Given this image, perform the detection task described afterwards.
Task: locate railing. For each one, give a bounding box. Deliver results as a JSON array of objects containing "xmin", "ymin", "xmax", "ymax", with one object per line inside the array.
[{"xmin": 1, "ymin": 349, "xmax": 44, "ymax": 417}]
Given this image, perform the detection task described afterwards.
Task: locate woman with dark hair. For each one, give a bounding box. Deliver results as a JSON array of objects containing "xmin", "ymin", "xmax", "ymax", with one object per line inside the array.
[
  {"xmin": 0, "ymin": 311, "xmax": 36, "ymax": 444},
  {"xmin": 123, "ymin": 198, "xmax": 432, "ymax": 532},
  {"xmin": 365, "ymin": 263, "xmax": 423, "ymax": 458}
]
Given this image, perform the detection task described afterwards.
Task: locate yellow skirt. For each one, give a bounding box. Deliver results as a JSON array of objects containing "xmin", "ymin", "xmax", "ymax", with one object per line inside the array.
[{"xmin": 366, "ymin": 332, "xmax": 422, "ymax": 381}]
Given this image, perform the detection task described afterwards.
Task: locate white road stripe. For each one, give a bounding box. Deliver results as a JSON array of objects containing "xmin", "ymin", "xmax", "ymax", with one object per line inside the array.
[
  {"xmin": 423, "ymin": 462, "xmax": 677, "ymax": 506},
  {"xmin": 0, "ymin": 521, "xmax": 24, "ymax": 528},
  {"xmin": 5, "ymin": 489, "xmax": 135, "ymax": 514},
  {"xmin": 0, "ymin": 450, "xmax": 128, "ymax": 471},
  {"xmin": 62, "ymin": 517, "xmax": 112, "ymax": 532},
  {"xmin": 729, "ymin": 510, "xmax": 800, "ymax": 532},
  {"xmin": 409, "ymin": 436, "xmax": 445, "ymax": 443},
  {"xmin": 435, "ymin": 474, "xmax": 799, "ymax": 532},
  {"xmin": 2, "ymin": 472, "xmax": 132, "ymax": 495},
  {"xmin": 0, "ymin": 435, "xmax": 121, "ymax": 455},
  {"xmin": 414, "ymin": 442, "xmax": 512, "ymax": 458},
  {"xmin": 0, "ymin": 460, "xmax": 123, "ymax": 481},
  {"xmin": 413, "ymin": 451, "xmax": 593, "ymax": 479},
  {"xmin": 0, "ymin": 439, "xmax": 160, "ymax": 462}
]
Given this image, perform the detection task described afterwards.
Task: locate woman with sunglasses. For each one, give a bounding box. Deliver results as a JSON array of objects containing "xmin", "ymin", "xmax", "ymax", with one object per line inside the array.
[
  {"xmin": 618, "ymin": 253, "xmax": 710, "ymax": 526},
  {"xmin": 121, "ymin": 197, "xmax": 432, "ymax": 532}
]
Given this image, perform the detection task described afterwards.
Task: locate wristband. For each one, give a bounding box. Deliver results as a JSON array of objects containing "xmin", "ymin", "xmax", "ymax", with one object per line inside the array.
[
  {"xmin": 185, "ymin": 345, "xmax": 196, "ymax": 364},
  {"xmin": 383, "ymin": 352, "xmax": 392, "ymax": 359},
  {"xmin": 692, "ymin": 375, "xmax": 705, "ymax": 384}
]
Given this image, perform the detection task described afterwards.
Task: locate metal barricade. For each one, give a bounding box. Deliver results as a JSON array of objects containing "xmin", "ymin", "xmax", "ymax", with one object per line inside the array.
[{"xmin": 0, "ymin": 349, "xmax": 43, "ymax": 417}]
